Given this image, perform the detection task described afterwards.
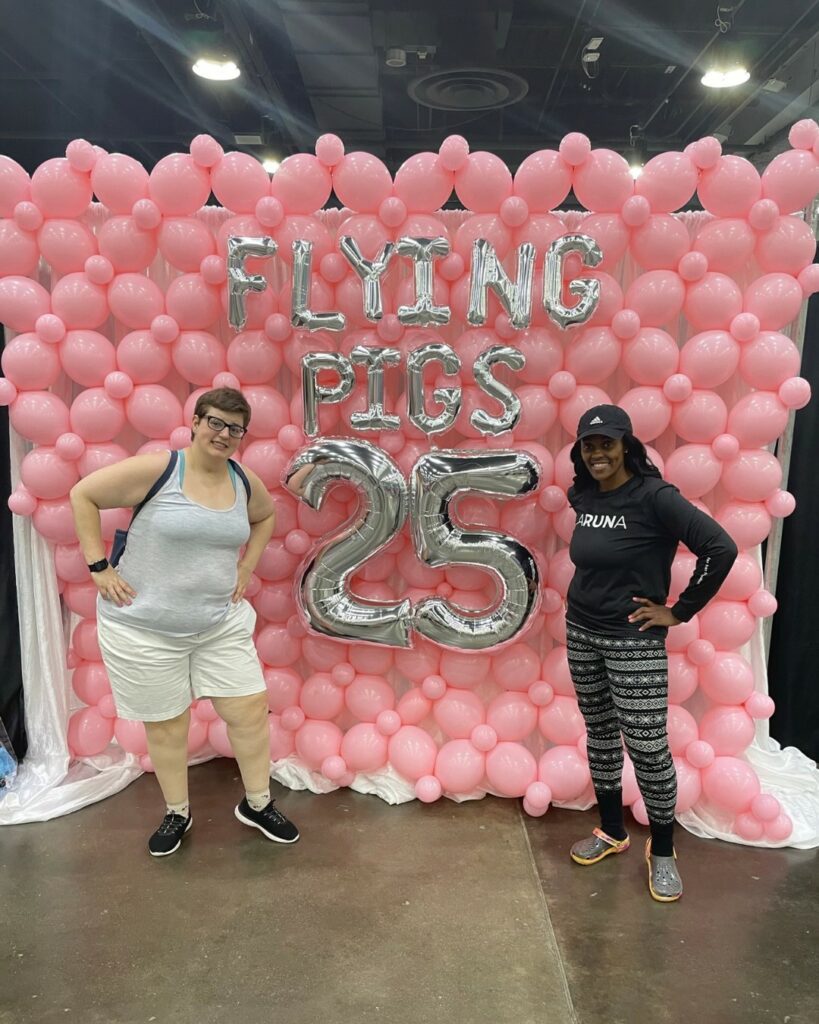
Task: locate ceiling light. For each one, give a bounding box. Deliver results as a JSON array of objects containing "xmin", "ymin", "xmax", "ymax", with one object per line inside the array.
[
  {"xmin": 585, "ymin": 37, "xmax": 604, "ymax": 50},
  {"xmin": 192, "ymin": 58, "xmax": 241, "ymax": 81},
  {"xmin": 262, "ymin": 157, "xmax": 280, "ymax": 174},
  {"xmin": 386, "ymin": 48, "xmax": 407, "ymax": 68},
  {"xmin": 701, "ymin": 66, "xmax": 750, "ymax": 88},
  {"xmin": 626, "ymin": 131, "xmax": 647, "ymax": 179}
]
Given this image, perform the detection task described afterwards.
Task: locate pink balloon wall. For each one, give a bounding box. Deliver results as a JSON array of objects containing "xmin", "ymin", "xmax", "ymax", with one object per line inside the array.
[{"xmin": 2, "ymin": 123, "xmax": 818, "ymax": 844}]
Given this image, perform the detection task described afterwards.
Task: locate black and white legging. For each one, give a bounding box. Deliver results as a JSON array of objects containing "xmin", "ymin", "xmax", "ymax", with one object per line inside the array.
[{"xmin": 566, "ymin": 621, "xmax": 677, "ymax": 826}]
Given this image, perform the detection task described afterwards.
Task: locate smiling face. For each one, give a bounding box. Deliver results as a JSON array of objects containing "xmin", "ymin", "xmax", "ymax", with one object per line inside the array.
[
  {"xmin": 192, "ymin": 406, "xmax": 247, "ymax": 459},
  {"xmin": 580, "ymin": 434, "xmax": 631, "ymax": 490}
]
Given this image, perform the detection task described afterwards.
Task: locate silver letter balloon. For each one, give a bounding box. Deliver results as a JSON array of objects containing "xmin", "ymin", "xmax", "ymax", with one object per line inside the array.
[
  {"xmin": 226, "ymin": 235, "xmax": 278, "ymax": 330},
  {"xmin": 543, "ymin": 233, "xmax": 602, "ymax": 330}
]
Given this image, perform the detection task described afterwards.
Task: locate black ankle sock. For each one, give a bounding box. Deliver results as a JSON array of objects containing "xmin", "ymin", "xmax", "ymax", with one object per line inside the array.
[
  {"xmin": 596, "ymin": 788, "xmax": 627, "ymax": 841},
  {"xmin": 649, "ymin": 820, "xmax": 675, "ymax": 857}
]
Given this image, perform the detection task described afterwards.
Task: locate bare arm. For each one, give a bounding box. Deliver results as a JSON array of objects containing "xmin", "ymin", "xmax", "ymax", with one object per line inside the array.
[{"xmin": 233, "ymin": 465, "xmax": 277, "ymax": 603}]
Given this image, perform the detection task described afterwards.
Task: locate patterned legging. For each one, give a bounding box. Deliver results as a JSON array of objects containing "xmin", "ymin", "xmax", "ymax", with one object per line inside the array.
[{"xmin": 566, "ymin": 621, "xmax": 677, "ymax": 825}]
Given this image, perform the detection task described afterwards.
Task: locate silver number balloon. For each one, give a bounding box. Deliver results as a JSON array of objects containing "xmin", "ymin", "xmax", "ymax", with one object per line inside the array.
[
  {"xmin": 338, "ymin": 236, "xmax": 396, "ymax": 322},
  {"xmin": 467, "ymin": 239, "xmax": 535, "ymax": 330},
  {"xmin": 396, "ymin": 236, "xmax": 452, "ymax": 327},
  {"xmin": 227, "ymin": 235, "xmax": 278, "ymax": 330},
  {"xmin": 471, "ymin": 345, "xmax": 525, "ymax": 436},
  {"xmin": 350, "ymin": 346, "xmax": 402, "ymax": 432},
  {"xmin": 544, "ymin": 233, "xmax": 602, "ymax": 330},
  {"xmin": 291, "ymin": 239, "xmax": 346, "ymax": 333},
  {"xmin": 410, "ymin": 450, "xmax": 541, "ymax": 650},
  {"xmin": 301, "ymin": 352, "xmax": 355, "ymax": 436},
  {"xmin": 406, "ymin": 343, "xmax": 462, "ymax": 436},
  {"xmin": 286, "ymin": 439, "xmax": 412, "ymax": 648}
]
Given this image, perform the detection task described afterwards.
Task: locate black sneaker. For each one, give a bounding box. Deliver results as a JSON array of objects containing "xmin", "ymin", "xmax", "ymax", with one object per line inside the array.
[
  {"xmin": 234, "ymin": 797, "xmax": 300, "ymax": 844},
  {"xmin": 148, "ymin": 812, "xmax": 192, "ymax": 857}
]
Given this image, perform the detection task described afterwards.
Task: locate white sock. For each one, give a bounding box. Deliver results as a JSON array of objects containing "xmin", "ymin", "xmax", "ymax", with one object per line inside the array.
[
  {"xmin": 166, "ymin": 801, "xmax": 189, "ymax": 818},
  {"xmin": 246, "ymin": 789, "xmax": 270, "ymax": 812}
]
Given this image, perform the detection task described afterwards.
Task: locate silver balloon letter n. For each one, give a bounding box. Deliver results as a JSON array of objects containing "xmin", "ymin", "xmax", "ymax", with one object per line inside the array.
[{"xmin": 227, "ymin": 235, "xmax": 278, "ymax": 330}]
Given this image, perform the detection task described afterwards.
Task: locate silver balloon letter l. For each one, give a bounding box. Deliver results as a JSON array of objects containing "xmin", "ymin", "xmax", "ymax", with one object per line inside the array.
[{"xmin": 291, "ymin": 239, "xmax": 346, "ymax": 333}]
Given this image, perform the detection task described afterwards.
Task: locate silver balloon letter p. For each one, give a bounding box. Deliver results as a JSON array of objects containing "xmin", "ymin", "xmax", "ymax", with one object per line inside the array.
[{"xmin": 301, "ymin": 352, "xmax": 354, "ymax": 436}]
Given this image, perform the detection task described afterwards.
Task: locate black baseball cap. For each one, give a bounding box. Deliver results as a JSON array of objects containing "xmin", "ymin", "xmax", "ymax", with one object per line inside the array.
[{"xmin": 575, "ymin": 404, "xmax": 633, "ymax": 442}]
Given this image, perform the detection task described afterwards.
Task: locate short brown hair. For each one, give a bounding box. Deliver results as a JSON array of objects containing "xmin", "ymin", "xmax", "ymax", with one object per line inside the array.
[{"xmin": 194, "ymin": 387, "xmax": 252, "ymax": 428}]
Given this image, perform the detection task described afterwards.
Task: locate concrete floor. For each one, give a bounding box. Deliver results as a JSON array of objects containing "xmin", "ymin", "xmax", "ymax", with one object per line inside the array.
[{"xmin": 2, "ymin": 759, "xmax": 818, "ymax": 1024}]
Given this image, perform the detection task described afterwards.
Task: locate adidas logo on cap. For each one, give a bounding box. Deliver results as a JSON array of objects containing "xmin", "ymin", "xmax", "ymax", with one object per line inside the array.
[{"xmin": 590, "ymin": 416, "xmax": 603, "ymax": 425}]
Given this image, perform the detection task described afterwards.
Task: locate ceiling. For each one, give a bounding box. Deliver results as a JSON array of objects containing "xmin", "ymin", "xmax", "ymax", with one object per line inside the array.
[{"xmin": 2, "ymin": 0, "xmax": 819, "ymax": 181}]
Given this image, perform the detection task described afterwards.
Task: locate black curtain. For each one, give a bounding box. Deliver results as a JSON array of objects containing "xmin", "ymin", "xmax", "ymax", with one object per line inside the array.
[
  {"xmin": 0, "ymin": 402, "xmax": 26, "ymax": 761},
  {"xmin": 768, "ymin": 291, "xmax": 819, "ymax": 761}
]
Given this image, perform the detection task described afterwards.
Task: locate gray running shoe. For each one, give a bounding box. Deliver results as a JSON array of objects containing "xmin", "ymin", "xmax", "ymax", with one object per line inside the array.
[
  {"xmin": 570, "ymin": 827, "xmax": 630, "ymax": 865},
  {"xmin": 645, "ymin": 838, "xmax": 683, "ymax": 901}
]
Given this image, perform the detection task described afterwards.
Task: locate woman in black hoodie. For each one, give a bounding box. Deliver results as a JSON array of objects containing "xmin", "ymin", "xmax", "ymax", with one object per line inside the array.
[{"xmin": 565, "ymin": 404, "xmax": 738, "ymax": 901}]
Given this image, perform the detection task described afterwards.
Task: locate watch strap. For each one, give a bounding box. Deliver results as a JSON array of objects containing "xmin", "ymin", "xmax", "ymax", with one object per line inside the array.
[{"xmin": 87, "ymin": 558, "xmax": 109, "ymax": 573}]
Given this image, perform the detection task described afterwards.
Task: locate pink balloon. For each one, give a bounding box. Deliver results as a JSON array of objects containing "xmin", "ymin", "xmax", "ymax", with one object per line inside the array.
[
  {"xmin": 1, "ymin": 333, "xmax": 61, "ymax": 390},
  {"xmin": 485, "ymin": 741, "xmax": 537, "ymax": 796},
  {"xmin": 700, "ymin": 705, "xmax": 755, "ymax": 756},
  {"xmin": 345, "ymin": 674, "xmax": 395, "ymax": 722},
  {"xmin": 433, "ymin": 688, "xmax": 485, "ymax": 738},
  {"xmin": 558, "ymin": 385, "xmax": 612, "ymax": 436},
  {"xmin": 96, "ymin": 215, "xmax": 157, "ymax": 273},
  {"xmin": 49, "ymin": 273, "xmax": 108, "ymax": 330},
  {"xmin": 625, "ymin": 270, "xmax": 684, "ymax": 327},
  {"xmin": 572, "ymin": 149, "xmax": 633, "ymax": 212},
  {"xmin": 262, "ymin": 666, "xmax": 302, "ymax": 714},
  {"xmin": 72, "ymin": 661, "xmax": 111, "ymax": 705},
  {"xmin": 395, "ymin": 644, "xmax": 440, "ymax": 684},
  {"xmin": 454, "ymin": 151, "xmax": 513, "ymax": 212},
  {"xmin": 538, "ymin": 695, "xmax": 585, "ymax": 745},
  {"xmin": 716, "ymin": 500, "xmax": 771, "ymax": 550},
  {"xmin": 631, "ymin": 215, "xmax": 690, "ymax": 270},
  {"xmin": 439, "ymin": 650, "xmax": 491, "ymax": 689},
  {"xmin": 268, "ymin": 153, "xmax": 332, "ymax": 214},
  {"xmin": 542, "ymin": 645, "xmax": 574, "ymax": 696},
  {"xmin": 124, "ymin": 384, "xmax": 182, "ymax": 438},
  {"xmin": 580, "ymin": 214, "xmax": 630, "ymax": 271},
  {"xmin": 170, "ymin": 331, "xmax": 225, "ymax": 385},
  {"xmin": 743, "ymin": 274, "xmax": 803, "ymax": 331},
  {"xmin": 31, "ymin": 157, "xmax": 92, "ymax": 218},
  {"xmin": 210, "ymin": 151, "xmax": 269, "ymax": 213},
  {"xmin": 68, "ymin": 706, "xmax": 114, "ymax": 757},
  {"xmin": 296, "ymin": 672, "xmax": 343, "ymax": 720},
  {"xmin": 722, "ymin": 450, "xmax": 782, "ymax": 502},
  {"xmin": 90, "ymin": 153, "xmax": 149, "ymax": 212},
  {"xmin": 486, "ymin": 692, "xmax": 537, "ymax": 742},
  {"xmin": 621, "ymin": 328, "xmax": 678, "ymax": 385},
  {"xmin": 537, "ymin": 745, "xmax": 590, "ymax": 801},
  {"xmin": 453, "ymin": 213, "xmax": 511, "ymax": 262},
  {"xmin": 108, "ymin": 273, "xmax": 164, "ymax": 329},
  {"xmin": 745, "ymin": 692, "xmax": 775, "ymax": 719},
  {"xmin": 349, "ymin": 644, "xmax": 394, "ymax": 675},
  {"xmin": 739, "ymin": 331, "xmax": 800, "ymax": 390},
  {"xmin": 0, "ymin": 155, "xmax": 31, "ymax": 216},
  {"xmin": 667, "ymin": 653, "xmax": 699, "ymax": 705},
  {"xmin": 679, "ymin": 330, "xmax": 740, "ymax": 389},
  {"xmin": 671, "ymin": 390, "xmax": 727, "ymax": 443},
  {"xmin": 664, "ymin": 444, "xmax": 722, "ymax": 499},
  {"xmin": 673, "ymin": 757, "xmax": 703, "ymax": 813},
  {"xmin": 434, "ymin": 740, "xmax": 485, "ymax": 793},
  {"xmin": 21, "ymin": 446, "xmax": 79, "ymax": 500},
  {"xmin": 69, "ymin": 388, "xmax": 126, "ymax": 442},
  {"xmin": 77, "ymin": 441, "xmax": 129, "ymax": 477},
  {"xmin": 394, "ymin": 152, "xmax": 454, "ymax": 212},
  {"xmin": 295, "ymin": 719, "xmax": 343, "ymax": 769},
  {"xmin": 149, "ymin": 153, "xmax": 211, "ymax": 215},
  {"xmin": 667, "ymin": 705, "xmax": 699, "ymax": 755},
  {"xmin": 699, "ymin": 652, "xmax": 755, "ymax": 705},
  {"xmin": 514, "ymin": 150, "xmax": 572, "ymax": 211},
  {"xmin": 702, "ymin": 756, "xmax": 760, "ymax": 813},
  {"xmin": 0, "ymin": 276, "xmax": 51, "ymax": 332},
  {"xmin": 332, "ymin": 152, "xmax": 393, "ymax": 213},
  {"xmin": 113, "ymin": 717, "xmax": 148, "ymax": 756},
  {"xmin": 698, "ymin": 600, "xmax": 756, "ymax": 650},
  {"xmin": 492, "ymin": 643, "xmax": 541, "ymax": 692},
  {"xmin": 157, "ymin": 217, "xmax": 215, "ymax": 272},
  {"xmin": 59, "ymin": 330, "xmax": 117, "ymax": 387},
  {"xmin": 116, "ymin": 330, "xmax": 172, "ymax": 384},
  {"xmin": 618, "ymin": 386, "xmax": 672, "ymax": 442},
  {"xmin": 727, "ymin": 391, "xmax": 788, "ymax": 448},
  {"xmin": 761, "ymin": 148, "xmax": 819, "ymax": 214},
  {"xmin": 756, "ymin": 215, "xmax": 816, "ymax": 275},
  {"xmin": 340, "ymin": 722, "xmax": 389, "ymax": 772},
  {"xmin": 684, "ymin": 273, "xmax": 743, "ymax": 331},
  {"xmin": 33, "ymin": 219, "xmax": 94, "ymax": 276},
  {"xmin": 10, "ymin": 391, "xmax": 70, "ymax": 444},
  {"xmin": 691, "ymin": 218, "xmax": 754, "ymax": 275},
  {"xmin": 635, "ymin": 151, "xmax": 698, "ymax": 211},
  {"xmin": 751, "ymin": 793, "xmax": 781, "ymax": 823},
  {"xmin": 764, "ymin": 812, "xmax": 793, "ymax": 842},
  {"xmin": 388, "ymin": 725, "xmax": 438, "ymax": 780},
  {"xmin": 32, "ymin": 497, "xmax": 76, "ymax": 543},
  {"xmin": 164, "ymin": 274, "xmax": 220, "ymax": 331},
  {"xmin": 563, "ymin": 327, "xmax": 620, "ymax": 384},
  {"xmin": 698, "ymin": 155, "xmax": 761, "ymax": 217},
  {"xmin": 719, "ymin": 553, "xmax": 761, "ymax": 602}
]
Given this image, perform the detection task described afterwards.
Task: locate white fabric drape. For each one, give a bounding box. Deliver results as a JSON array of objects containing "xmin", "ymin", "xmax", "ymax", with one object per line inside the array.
[{"xmin": 2, "ymin": 207, "xmax": 818, "ymax": 847}]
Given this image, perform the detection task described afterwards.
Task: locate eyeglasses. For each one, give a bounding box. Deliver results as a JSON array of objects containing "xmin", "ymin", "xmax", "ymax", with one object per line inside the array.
[{"xmin": 204, "ymin": 415, "xmax": 247, "ymax": 439}]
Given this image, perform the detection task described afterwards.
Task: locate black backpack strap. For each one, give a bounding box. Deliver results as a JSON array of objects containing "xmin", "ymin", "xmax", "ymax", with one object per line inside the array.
[
  {"xmin": 132, "ymin": 449, "xmax": 179, "ymax": 520},
  {"xmin": 229, "ymin": 459, "xmax": 252, "ymax": 502}
]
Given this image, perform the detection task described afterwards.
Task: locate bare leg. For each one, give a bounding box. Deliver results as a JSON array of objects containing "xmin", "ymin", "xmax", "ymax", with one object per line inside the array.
[
  {"xmin": 144, "ymin": 709, "xmax": 191, "ymax": 807},
  {"xmin": 210, "ymin": 692, "xmax": 270, "ymax": 794}
]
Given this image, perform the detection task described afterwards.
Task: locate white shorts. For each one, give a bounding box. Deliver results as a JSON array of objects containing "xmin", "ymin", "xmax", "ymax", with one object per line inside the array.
[{"xmin": 96, "ymin": 600, "xmax": 266, "ymax": 722}]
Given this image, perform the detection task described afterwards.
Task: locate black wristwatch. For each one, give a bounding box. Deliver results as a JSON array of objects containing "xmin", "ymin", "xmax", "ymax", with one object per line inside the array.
[{"xmin": 87, "ymin": 558, "xmax": 110, "ymax": 573}]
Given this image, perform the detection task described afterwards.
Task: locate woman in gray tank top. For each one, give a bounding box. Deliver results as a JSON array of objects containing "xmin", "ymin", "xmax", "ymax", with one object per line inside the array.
[{"xmin": 70, "ymin": 387, "xmax": 300, "ymax": 857}]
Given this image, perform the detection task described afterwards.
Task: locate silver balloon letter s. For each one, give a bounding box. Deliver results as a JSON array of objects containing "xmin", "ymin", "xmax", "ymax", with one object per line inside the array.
[
  {"xmin": 338, "ymin": 236, "xmax": 395, "ymax": 322},
  {"xmin": 471, "ymin": 345, "xmax": 525, "ymax": 436},
  {"xmin": 396, "ymin": 236, "xmax": 452, "ymax": 327},
  {"xmin": 286, "ymin": 439, "xmax": 412, "ymax": 648},
  {"xmin": 544, "ymin": 233, "xmax": 602, "ymax": 330},
  {"xmin": 406, "ymin": 343, "xmax": 462, "ymax": 436},
  {"xmin": 227, "ymin": 235, "xmax": 278, "ymax": 330},
  {"xmin": 410, "ymin": 450, "xmax": 541, "ymax": 650},
  {"xmin": 350, "ymin": 346, "xmax": 402, "ymax": 432},
  {"xmin": 291, "ymin": 239, "xmax": 346, "ymax": 333},
  {"xmin": 301, "ymin": 352, "xmax": 354, "ymax": 436},
  {"xmin": 467, "ymin": 239, "xmax": 535, "ymax": 330}
]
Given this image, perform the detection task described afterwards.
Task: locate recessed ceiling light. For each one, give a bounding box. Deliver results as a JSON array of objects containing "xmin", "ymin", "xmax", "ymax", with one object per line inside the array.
[
  {"xmin": 701, "ymin": 67, "xmax": 750, "ymax": 89},
  {"xmin": 629, "ymin": 163, "xmax": 644, "ymax": 179},
  {"xmin": 262, "ymin": 157, "xmax": 280, "ymax": 174},
  {"xmin": 763, "ymin": 78, "xmax": 786, "ymax": 93},
  {"xmin": 192, "ymin": 58, "xmax": 241, "ymax": 81},
  {"xmin": 586, "ymin": 37, "xmax": 604, "ymax": 50}
]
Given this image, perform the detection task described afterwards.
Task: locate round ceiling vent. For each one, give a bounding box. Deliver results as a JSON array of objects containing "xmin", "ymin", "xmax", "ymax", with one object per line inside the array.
[{"xmin": 408, "ymin": 68, "xmax": 529, "ymax": 111}]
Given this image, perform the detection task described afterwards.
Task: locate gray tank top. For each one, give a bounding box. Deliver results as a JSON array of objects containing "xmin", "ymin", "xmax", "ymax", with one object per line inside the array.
[{"xmin": 98, "ymin": 452, "xmax": 251, "ymax": 636}]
